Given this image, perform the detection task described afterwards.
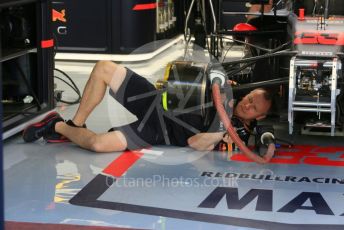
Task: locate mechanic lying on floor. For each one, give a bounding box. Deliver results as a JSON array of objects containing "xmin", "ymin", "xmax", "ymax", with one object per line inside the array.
[{"xmin": 23, "ymin": 61, "xmax": 274, "ymax": 161}]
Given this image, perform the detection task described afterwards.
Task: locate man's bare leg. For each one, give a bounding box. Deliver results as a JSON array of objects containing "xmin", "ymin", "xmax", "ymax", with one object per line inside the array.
[
  {"xmin": 55, "ymin": 122, "xmax": 127, "ymax": 152},
  {"xmin": 71, "ymin": 60, "xmax": 127, "ymax": 126},
  {"xmin": 56, "ymin": 61, "xmax": 128, "ymax": 152},
  {"xmin": 23, "ymin": 61, "xmax": 129, "ymax": 150}
]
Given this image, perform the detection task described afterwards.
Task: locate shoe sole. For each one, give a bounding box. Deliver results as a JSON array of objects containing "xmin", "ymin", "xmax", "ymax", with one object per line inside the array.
[
  {"xmin": 46, "ymin": 138, "xmax": 70, "ymax": 143},
  {"xmin": 22, "ymin": 111, "xmax": 60, "ymax": 142}
]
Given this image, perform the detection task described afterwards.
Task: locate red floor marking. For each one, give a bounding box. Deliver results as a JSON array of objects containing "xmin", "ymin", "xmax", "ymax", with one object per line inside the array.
[
  {"xmin": 230, "ymin": 145, "xmax": 344, "ymax": 166},
  {"xmin": 102, "ymin": 151, "xmax": 143, "ymax": 177}
]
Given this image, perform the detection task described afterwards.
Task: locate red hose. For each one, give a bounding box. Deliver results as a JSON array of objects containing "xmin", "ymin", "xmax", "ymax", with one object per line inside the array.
[{"xmin": 212, "ymin": 83, "xmax": 274, "ymax": 163}]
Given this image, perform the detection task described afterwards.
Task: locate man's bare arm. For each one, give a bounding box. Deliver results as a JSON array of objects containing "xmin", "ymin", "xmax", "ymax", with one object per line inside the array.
[{"xmin": 187, "ymin": 132, "xmax": 226, "ymax": 151}]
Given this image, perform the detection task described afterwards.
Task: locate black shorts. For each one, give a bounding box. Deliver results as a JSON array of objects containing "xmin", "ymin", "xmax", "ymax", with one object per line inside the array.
[{"xmin": 109, "ymin": 68, "xmax": 164, "ymax": 150}]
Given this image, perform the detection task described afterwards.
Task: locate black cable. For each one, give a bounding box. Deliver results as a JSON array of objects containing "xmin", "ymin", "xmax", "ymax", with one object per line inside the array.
[
  {"xmin": 227, "ymin": 61, "xmax": 255, "ymax": 78},
  {"xmin": 51, "ymin": 32, "xmax": 81, "ymax": 105},
  {"xmin": 54, "ymin": 76, "xmax": 78, "ymax": 94},
  {"xmin": 183, "ymin": 29, "xmax": 193, "ymax": 59},
  {"xmin": 217, "ymin": 35, "xmax": 274, "ymax": 53},
  {"xmin": 183, "ymin": 2, "xmax": 213, "ymax": 60},
  {"xmin": 54, "ymin": 68, "xmax": 81, "ymax": 95},
  {"xmin": 218, "ymin": 34, "xmax": 291, "ymax": 54},
  {"xmin": 199, "ymin": 2, "xmax": 211, "ymax": 53},
  {"xmin": 220, "ymin": 37, "xmax": 292, "ymax": 82},
  {"xmin": 232, "ymin": 77, "xmax": 289, "ymax": 92},
  {"xmin": 54, "ymin": 68, "xmax": 82, "ymax": 105},
  {"xmin": 219, "ymin": 49, "xmax": 296, "ymax": 67},
  {"xmin": 221, "ymin": 42, "xmax": 234, "ymax": 63}
]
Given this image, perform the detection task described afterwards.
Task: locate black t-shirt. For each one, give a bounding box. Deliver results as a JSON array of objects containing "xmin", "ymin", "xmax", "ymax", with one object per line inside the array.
[
  {"xmin": 164, "ymin": 113, "xmax": 209, "ymax": 146},
  {"xmin": 163, "ymin": 109, "xmax": 256, "ymax": 147},
  {"xmin": 231, "ymin": 115, "xmax": 257, "ymax": 145}
]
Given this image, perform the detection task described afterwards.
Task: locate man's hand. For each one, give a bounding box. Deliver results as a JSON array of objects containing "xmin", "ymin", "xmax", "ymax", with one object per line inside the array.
[
  {"xmin": 262, "ymin": 143, "xmax": 275, "ymax": 163},
  {"xmin": 222, "ymin": 132, "xmax": 233, "ymax": 144},
  {"xmin": 188, "ymin": 132, "xmax": 226, "ymax": 151}
]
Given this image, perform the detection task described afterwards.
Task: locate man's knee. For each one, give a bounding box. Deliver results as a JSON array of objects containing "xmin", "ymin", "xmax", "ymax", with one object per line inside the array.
[
  {"xmin": 89, "ymin": 134, "xmax": 127, "ymax": 153},
  {"xmin": 93, "ymin": 60, "xmax": 117, "ymax": 78},
  {"xmin": 93, "ymin": 61, "xmax": 126, "ymax": 91}
]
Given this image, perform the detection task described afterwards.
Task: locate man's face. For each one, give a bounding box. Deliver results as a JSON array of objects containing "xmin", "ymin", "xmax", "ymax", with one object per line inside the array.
[{"xmin": 234, "ymin": 89, "xmax": 271, "ymax": 121}]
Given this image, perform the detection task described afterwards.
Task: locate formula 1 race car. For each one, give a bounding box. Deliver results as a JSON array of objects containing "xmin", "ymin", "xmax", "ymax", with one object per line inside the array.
[
  {"xmin": 154, "ymin": 0, "xmax": 344, "ymax": 162},
  {"xmin": 212, "ymin": 0, "xmax": 344, "ymax": 137}
]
